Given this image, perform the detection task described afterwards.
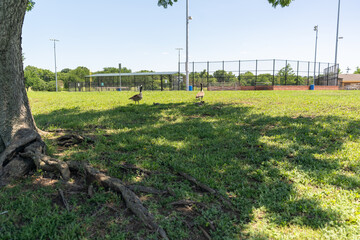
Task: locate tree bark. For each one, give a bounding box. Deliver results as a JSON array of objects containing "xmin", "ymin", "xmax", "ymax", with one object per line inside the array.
[
  {"xmin": 0, "ymin": 0, "xmax": 36, "ymax": 149},
  {"xmin": 0, "ymin": 0, "xmax": 49, "ymax": 182}
]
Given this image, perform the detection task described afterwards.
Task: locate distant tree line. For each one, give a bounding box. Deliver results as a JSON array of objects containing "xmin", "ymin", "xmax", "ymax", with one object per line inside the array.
[
  {"xmin": 24, "ymin": 66, "xmax": 131, "ymax": 91},
  {"xmin": 24, "ymin": 66, "xmax": 90, "ymax": 91},
  {"xmin": 26, "ymin": 62, "xmax": 349, "ymax": 91}
]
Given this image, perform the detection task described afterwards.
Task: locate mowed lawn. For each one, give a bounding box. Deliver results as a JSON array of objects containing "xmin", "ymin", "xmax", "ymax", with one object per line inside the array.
[{"xmin": 1, "ymin": 90, "xmax": 360, "ymax": 239}]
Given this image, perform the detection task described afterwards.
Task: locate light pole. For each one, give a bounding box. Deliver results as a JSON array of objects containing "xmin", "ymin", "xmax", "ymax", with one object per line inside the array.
[
  {"xmin": 334, "ymin": 0, "xmax": 341, "ymax": 75},
  {"xmin": 50, "ymin": 39, "xmax": 59, "ymax": 92},
  {"xmin": 313, "ymin": 26, "xmax": 318, "ymax": 86},
  {"xmin": 186, "ymin": 0, "xmax": 192, "ymax": 91},
  {"xmin": 175, "ymin": 48, "xmax": 183, "ymax": 90}
]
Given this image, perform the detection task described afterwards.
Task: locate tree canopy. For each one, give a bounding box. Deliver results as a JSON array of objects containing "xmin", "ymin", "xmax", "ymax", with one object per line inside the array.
[
  {"xmin": 28, "ymin": 0, "xmax": 293, "ymax": 10},
  {"xmin": 27, "ymin": 0, "xmax": 35, "ymax": 11},
  {"xmin": 354, "ymin": 67, "xmax": 360, "ymax": 74},
  {"xmin": 157, "ymin": 0, "xmax": 293, "ymax": 8}
]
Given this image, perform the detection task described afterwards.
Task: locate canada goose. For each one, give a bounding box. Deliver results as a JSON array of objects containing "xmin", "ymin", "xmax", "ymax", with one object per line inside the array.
[
  {"xmin": 195, "ymin": 83, "xmax": 205, "ymax": 101},
  {"xmin": 129, "ymin": 85, "xmax": 143, "ymax": 104}
]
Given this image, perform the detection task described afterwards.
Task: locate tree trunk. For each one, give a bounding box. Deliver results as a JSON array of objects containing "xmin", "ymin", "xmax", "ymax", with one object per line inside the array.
[
  {"xmin": 0, "ymin": 0, "xmax": 43, "ymax": 182},
  {"xmin": 0, "ymin": 0, "xmax": 36, "ymax": 148}
]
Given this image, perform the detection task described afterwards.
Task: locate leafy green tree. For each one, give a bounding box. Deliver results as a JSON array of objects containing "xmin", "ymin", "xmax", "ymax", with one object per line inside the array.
[
  {"xmin": 24, "ymin": 67, "xmax": 41, "ymax": 90},
  {"xmin": 40, "ymin": 69, "xmax": 55, "ymax": 82},
  {"xmin": 95, "ymin": 67, "xmax": 132, "ymax": 74},
  {"xmin": 213, "ymin": 70, "xmax": 237, "ymax": 82},
  {"xmin": 61, "ymin": 68, "xmax": 71, "ymax": 73},
  {"xmin": 239, "ymin": 71, "xmax": 256, "ymax": 86},
  {"xmin": 257, "ymin": 73, "xmax": 273, "ymax": 85},
  {"xmin": 32, "ymin": 78, "xmax": 47, "ymax": 91},
  {"xmin": 354, "ymin": 67, "xmax": 360, "ymax": 74},
  {"xmin": 24, "ymin": 66, "xmax": 58, "ymax": 90},
  {"xmin": 276, "ymin": 64, "xmax": 297, "ymax": 85},
  {"xmin": 46, "ymin": 81, "xmax": 57, "ymax": 91},
  {"xmin": 70, "ymin": 66, "xmax": 90, "ymax": 82}
]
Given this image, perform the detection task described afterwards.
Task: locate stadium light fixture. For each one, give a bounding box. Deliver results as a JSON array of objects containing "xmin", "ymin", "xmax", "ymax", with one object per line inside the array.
[{"xmin": 50, "ymin": 39, "xmax": 59, "ymax": 92}]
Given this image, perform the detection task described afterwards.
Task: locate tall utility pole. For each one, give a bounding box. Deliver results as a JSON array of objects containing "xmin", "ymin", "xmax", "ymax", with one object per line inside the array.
[
  {"xmin": 334, "ymin": 0, "xmax": 341, "ymax": 74},
  {"xmin": 186, "ymin": 0, "xmax": 192, "ymax": 91},
  {"xmin": 50, "ymin": 39, "xmax": 59, "ymax": 92},
  {"xmin": 313, "ymin": 26, "xmax": 319, "ymax": 86},
  {"xmin": 175, "ymin": 48, "xmax": 183, "ymax": 90}
]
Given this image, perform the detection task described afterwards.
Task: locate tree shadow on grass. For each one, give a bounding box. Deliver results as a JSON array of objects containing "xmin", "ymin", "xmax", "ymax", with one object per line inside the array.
[{"xmin": 31, "ymin": 102, "xmax": 359, "ymax": 238}]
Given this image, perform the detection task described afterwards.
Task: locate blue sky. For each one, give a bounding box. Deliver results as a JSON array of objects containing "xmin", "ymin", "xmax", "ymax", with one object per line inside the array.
[{"xmin": 23, "ymin": 0, "xmax": 359, "ymax": 73}]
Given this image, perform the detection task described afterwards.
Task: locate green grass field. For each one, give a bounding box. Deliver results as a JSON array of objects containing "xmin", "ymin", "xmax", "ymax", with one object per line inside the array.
[{"xmin": 1, "ymin": 90, "xmax": 360, "ymax": 239}]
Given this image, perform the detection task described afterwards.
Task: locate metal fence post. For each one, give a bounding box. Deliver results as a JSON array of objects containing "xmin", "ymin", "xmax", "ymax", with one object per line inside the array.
[
  {"xmin": 207, "ymin": 61, "xmax": 209, "ymax": 86},
  {"xmin": 285, "ymin": 60, "xmax": 288, "ymax": 85},
  {"xmin": 168, "ymin": 75, "xmax": 172, "ymax": 90},
  {"xmin": 239, "ymin": 60, "xmax": 241, "ymax": 86},
  {"xmin": 222, "ymin": 61, "xmax": 225, "ymax": 82},
  {"xmin": 307, "ymin": 61, "xmax": 310, "ymax": 85},
  {"xmin": 273, "ymin": 59, "xmax": 275, "ymax": 86},
  {"xmin": 193, "ymin": 61, "xmax": 195, "ymax": 88},
  {"xmin": 334, "ymin": 64, "xmax": 337, "ymax": 86},
  {"xmin": 327, "ymin": 63, "xmax": 330, "ymax": 85},
  {"xmin": 318, "ymin": 62, "xmax": 321, "ymax": 85},
  {"xmin": 255, "ymin": 60, "xmax": 258, "ymax": 86},
  {"xmin": 161, "ymin": 75, "xmax": 163, "ymax": 91},
  {"xmin": 296, "ymin": 61, "xmax": 299, "ymax": 85}
]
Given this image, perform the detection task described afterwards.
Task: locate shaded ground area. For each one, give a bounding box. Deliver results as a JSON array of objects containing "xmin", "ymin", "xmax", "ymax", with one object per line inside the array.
[{"xmin": 1, "ymin": 91, "xmax": 360, "ymax": 239}]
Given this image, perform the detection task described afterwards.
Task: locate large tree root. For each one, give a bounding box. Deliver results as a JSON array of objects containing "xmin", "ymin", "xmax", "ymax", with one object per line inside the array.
[
  {"xmin": 126, "ymin": 184, "xmax": 167, "ymax": 195},
  {"xmin": 68, "ymin": 161, "xmax": 169, "ymax": 240},
  {"xmin": 57, "ymin": 134, "xmax": 94, "ymax": 147},
  {"xmin": 176, "ymin": 170, "xmax": 237, "ymax": 212},
  {"xmin": 0, "ymin": 129, "xmax": 69, "ymax": 183},
  {"xmin": 20, "ymin": 141, "xmax": 70, "ymax": 181},
  {"xmin": 0, "ymin": 130, "xmax": 169, "ymax": 239}
]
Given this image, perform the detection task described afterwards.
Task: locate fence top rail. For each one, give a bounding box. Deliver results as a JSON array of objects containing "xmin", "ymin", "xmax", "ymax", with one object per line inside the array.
[
  {"xmin": 181, "ymin": 59, "xmax": 335, "ymax": 65},
  {"xmin": 86, "ymin": 72, "xmax": 178, "ymax": 78}
]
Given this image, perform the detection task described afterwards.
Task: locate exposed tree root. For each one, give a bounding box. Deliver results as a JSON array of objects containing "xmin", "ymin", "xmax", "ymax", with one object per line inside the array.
[
  {"xmin": 176, "ymin": 171, "xmax": 236, "ymax": 212},
  {"xmin": 20, "ymin": 141, "xmax": 70, "ymax": 181},
  {"xmin": 126, "ymin": 185, "xmax": 167, "ymax": 195},
  {"xmin": 58, "ymin": 189, "xmax": 70, "ymax": 211},
  {"xmin": 1, "ymin": 130, "xmax": 238, "ymax": 239},
  {"xmin": 0, "ymin": 129, "xmax": 70, "ymax": 182},
  {"xmin": 0, "ymin": 129, "xmax": 169, "ymax": 238},
  {"xmin": 57, "ymin": 134, "xmax": 93, "ymax": 147},
  {"xmin": 68, "ymin": 161, "xmax": 169, "ymax": 240},
  {"xmin": 118, "ymin": 163, "xmax": 152, "ymax": 175},
  {"xmin": 178, "ymin": 171, "xmax": 217, "ymax": 194},
  {"xmin": 0, "ymin": 129, "xmax": 39, "ymax": 168},
  {"xmin": 170, "ymin": 200, "xmax": 198, "ymax": 206},
  {"xmin": 199, "ymin": 226, "xmax": 212, "ymax": 240}
]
